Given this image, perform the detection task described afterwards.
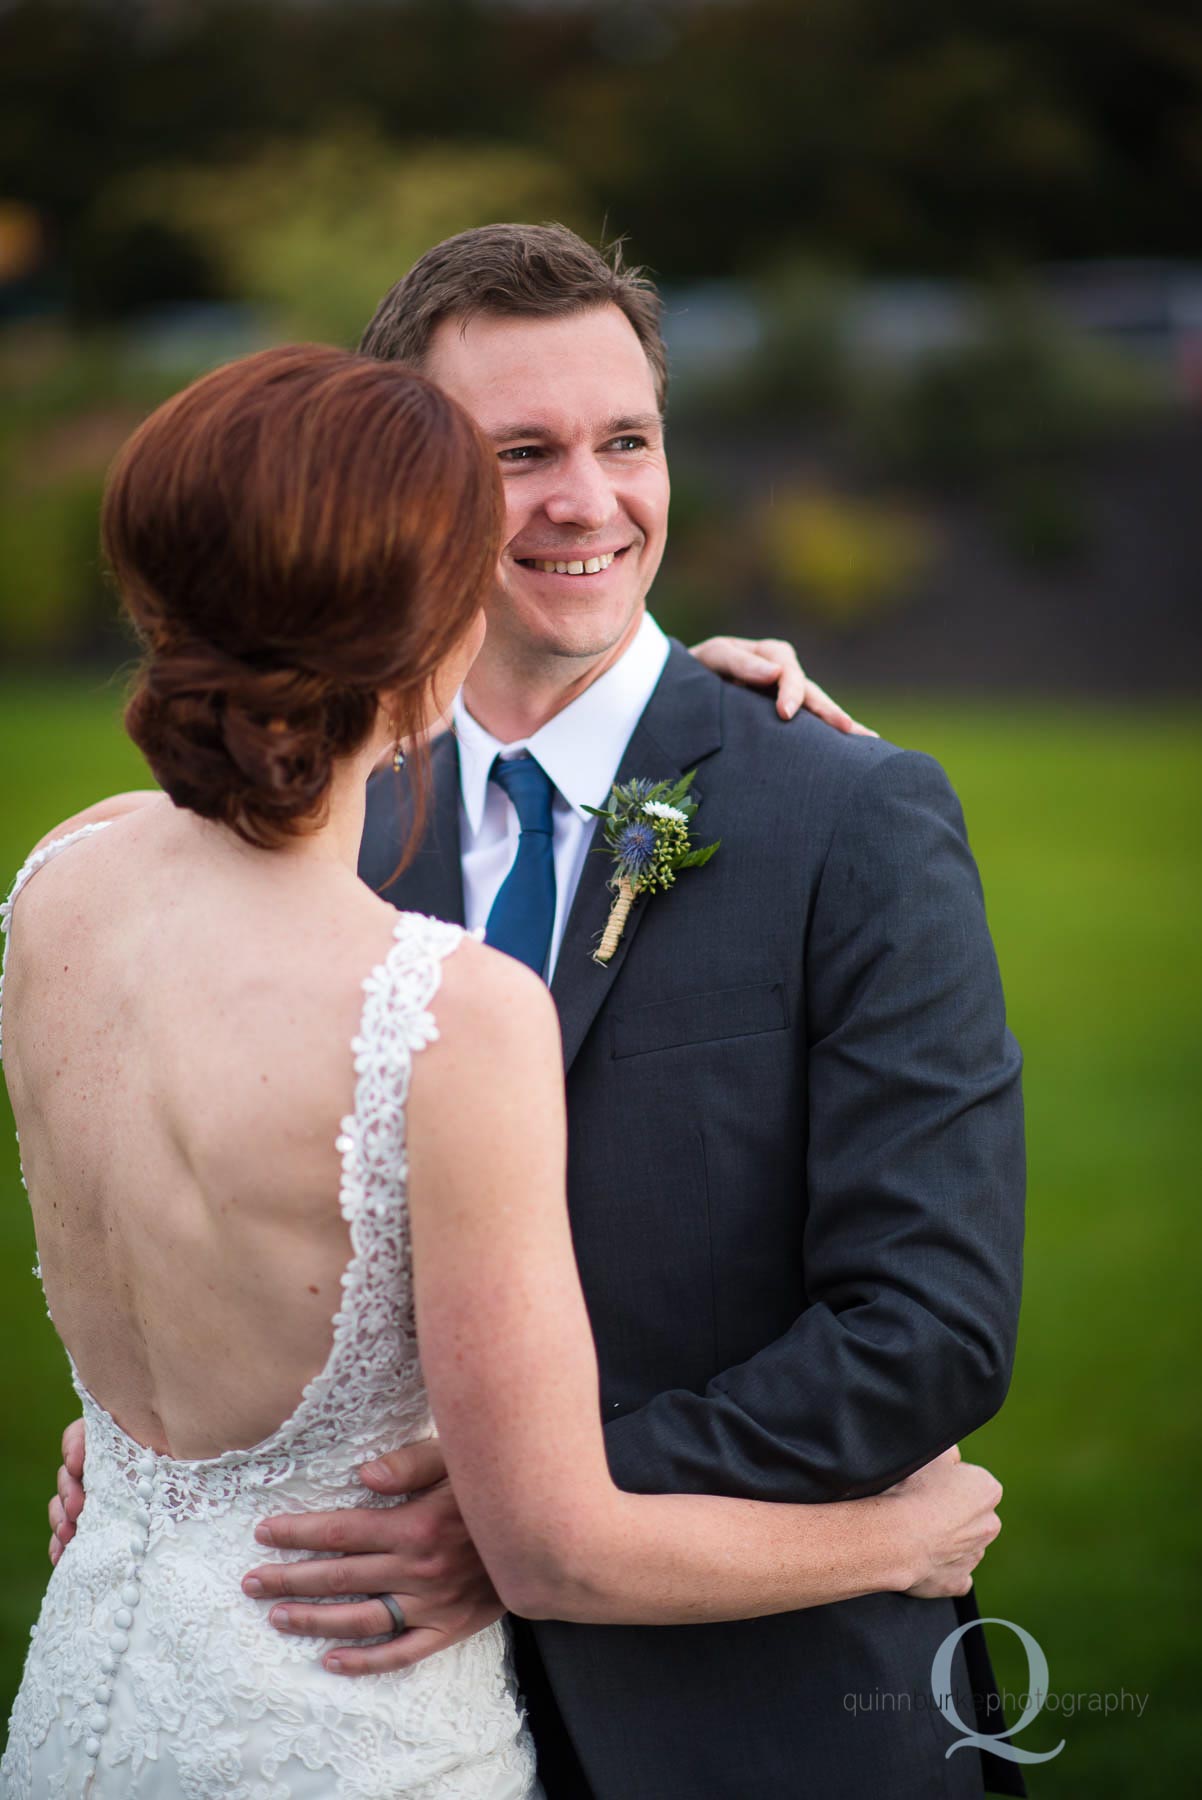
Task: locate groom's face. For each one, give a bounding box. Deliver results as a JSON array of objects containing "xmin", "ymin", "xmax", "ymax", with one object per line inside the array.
[{"xmin": 422, "ymin": 304, "xmax": 669, "ymax": 664}]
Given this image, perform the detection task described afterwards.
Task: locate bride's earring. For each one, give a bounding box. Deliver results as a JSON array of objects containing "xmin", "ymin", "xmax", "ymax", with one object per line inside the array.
[{"xmin": 390, "ymin": 720, "xmax": 405, "ymax": 773}]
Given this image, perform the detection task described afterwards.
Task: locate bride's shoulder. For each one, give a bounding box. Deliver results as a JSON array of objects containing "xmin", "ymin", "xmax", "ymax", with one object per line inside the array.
[
  {"xmin": 424, "ymin": 932, "xmax": 560, "ymax": 1063},
  {"xmin": 28, "ymin": 790, "xmax": 164, "ymax": 859},
  {"xmin": 5, "ymin": 794, "xmax": 166, "ymax": 935}
]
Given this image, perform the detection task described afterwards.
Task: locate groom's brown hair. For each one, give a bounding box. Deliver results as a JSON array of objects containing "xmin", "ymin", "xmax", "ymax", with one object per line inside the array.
[{"xmin": 359, "ymin": 223, "xmax": 669, "ymax": 411}]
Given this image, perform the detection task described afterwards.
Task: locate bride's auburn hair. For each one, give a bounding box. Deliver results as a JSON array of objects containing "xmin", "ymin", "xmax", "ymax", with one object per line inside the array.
[{"xmin": 105, "ymin": 344, "xmax": 502, "ymax": 848}]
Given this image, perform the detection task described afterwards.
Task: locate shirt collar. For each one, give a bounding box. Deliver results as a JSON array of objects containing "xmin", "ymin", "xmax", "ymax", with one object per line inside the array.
[{"xmin": 453, "ymin": 612, "xmax": 671, "ymax": 837}]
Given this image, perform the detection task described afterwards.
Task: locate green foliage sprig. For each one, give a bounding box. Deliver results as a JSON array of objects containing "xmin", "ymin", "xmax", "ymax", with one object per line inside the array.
[{"xmin": 584, "ymin": 771, "xmax": 720, "ymax": 964}]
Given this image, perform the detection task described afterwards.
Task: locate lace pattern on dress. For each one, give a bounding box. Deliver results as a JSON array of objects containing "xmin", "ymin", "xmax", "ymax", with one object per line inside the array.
[{"xmin": 1, "ymin": 829, "xmax": 536, "ymax": 1797}]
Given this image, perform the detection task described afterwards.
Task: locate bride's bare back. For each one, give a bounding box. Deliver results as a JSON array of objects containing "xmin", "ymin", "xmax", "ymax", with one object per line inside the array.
[{"xmin": 4, "ymin": 796, "xmax": 439, "ymax": 1460}]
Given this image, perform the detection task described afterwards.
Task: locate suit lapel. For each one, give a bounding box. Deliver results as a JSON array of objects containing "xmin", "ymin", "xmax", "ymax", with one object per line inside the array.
[
  {"xmin": 375, "ymin": 732, "xmax": 466, "ymax": 926},
  {"xmin": 551, "ymin": 644, "xmax": 723, "ymax": 1075}
]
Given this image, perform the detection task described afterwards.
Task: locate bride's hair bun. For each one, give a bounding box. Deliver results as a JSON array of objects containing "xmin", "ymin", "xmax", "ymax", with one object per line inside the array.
[
  {"xmin": 125, "ymin": 650, "xmax": 372, "ymax": 845},
  {"xmin": 104, "ymin": 344, "xmax": 502, "ymax": 847}
]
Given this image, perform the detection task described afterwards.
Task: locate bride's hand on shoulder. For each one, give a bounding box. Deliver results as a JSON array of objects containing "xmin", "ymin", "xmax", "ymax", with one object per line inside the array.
[
  {"xmin": 886, "ymin": 1446, "xmax": 1004, "ymax": 1599},
  {"xmin": 32, "ymin": 790, "xmax": 163, "ymax": 858},
  {"xmin": 48, "ymin": 1418, "xmax": 87, "ymax": 1567},
  {"xmin": 688, "ymin": 635, "xmax": 877, "ymax": 734}
]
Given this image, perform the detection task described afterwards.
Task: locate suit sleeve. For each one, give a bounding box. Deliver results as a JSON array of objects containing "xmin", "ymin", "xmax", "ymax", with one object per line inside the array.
[{"xmin": 602, "ymin": 747, "xmax": 1025, "ymax": 1502}]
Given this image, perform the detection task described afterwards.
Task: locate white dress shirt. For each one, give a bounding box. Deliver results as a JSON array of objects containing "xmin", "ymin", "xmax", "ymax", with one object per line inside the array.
[{"xmin": 451, "ymin": 612, "xmax": 671, "ymax": 982}]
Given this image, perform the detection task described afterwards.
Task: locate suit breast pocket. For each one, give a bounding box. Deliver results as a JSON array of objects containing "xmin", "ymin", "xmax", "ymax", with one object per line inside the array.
[{"xmin": 610, "ymin": 980, "xmax": 789, "ymax": 1060}]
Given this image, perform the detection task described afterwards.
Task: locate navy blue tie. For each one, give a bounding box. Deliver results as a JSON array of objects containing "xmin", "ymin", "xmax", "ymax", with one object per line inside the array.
[{"xmin": 485, "ymin": 756, "xmax": 557, "ymax": 978}]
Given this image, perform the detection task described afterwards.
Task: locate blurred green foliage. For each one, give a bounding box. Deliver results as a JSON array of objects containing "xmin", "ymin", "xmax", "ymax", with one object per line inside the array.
[
  {"xmin": 0, "ymin": 1, "xmax": 1192, "ymax": 660},
  {"xmin": 106, "ymin": 127, "xmax": 581, "ymax": 348},
  {"xmin": 664, "ymin": 278, "xmax": 1175, "ymax": 626},
  {"xmin": 0, "ymin": 268, "xmax": 1176, "ymax": 658},
  {"xmin": 0, "ymin": 123, "xmax": 583, "ymax": 656},
  {"xmin": 0, "ymin": 684, "xmax": 1198, "ymax": 1797},
  {"xmin": 758, "ymin": 485, "xmax": 937, "ymax": 622},
  {"xmin": 693, "ymin": 277, "xmax": 1172, "ymax": 476},
  {"xmin": 859, "ymin": 296, "xmax": 1171, "ymax": 482},
  {"xmin": 2, "ymin": 0, "xmax": 1200, "ymax": 302},
  {"xmin": 0, "ymin": 334, "xmax": 184, "ymax": 656}
]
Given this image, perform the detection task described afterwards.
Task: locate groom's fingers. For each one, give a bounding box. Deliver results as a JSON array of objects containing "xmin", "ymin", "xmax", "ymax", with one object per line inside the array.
[
  {"xmin": 48, "ymin": 1499, "xmax": 71, "ymax": 1565},
  {"xmin": 56, "ymin": 1462, "xmax": 82, "ymax": 1520},
  {"xmin": 62, "ymin": 1418, "xmax": 86, "ymax": 1481},
  {"xmin": 324, "ymin": 1627, "xmax": 449, "ymax": 1677},
  {"xmin": 253, "ymin": 1510, "xmax": 390, "ymax": 1555},
  {"xmin": 266, "ymin": 1597, "xmax": 411, "ymax": 1640},
  {"xmin": 357, "ymin": 1439, "xmax": 448, "ymax": 1495},
  {"xmin": 253, "ymin": 1503, "xmax": 438, "ymax": 1560},
  {"xmin": 245, "ymin": 1553, "xmax": 421, "ymax": 1601},
  {"xmin": 50, "ymin": 1465, "xmax": 84, "ymax": 1539},
  {"xmin": 48, "ymin": 1423, "xmax": 89, "ymax": 1567}
]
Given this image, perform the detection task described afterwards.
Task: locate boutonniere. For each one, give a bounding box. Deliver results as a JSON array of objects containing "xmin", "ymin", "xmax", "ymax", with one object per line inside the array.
[{"xmin": 583, "ymin": 772, "xmax": 720, "ymax": 965}]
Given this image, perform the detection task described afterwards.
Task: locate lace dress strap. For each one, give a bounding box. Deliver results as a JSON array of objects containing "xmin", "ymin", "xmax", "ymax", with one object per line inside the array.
[
  {"xmin": 0, "ymin": 821, "xmax": 114, "ymax": 1063},
  {"xmin": 287, "ymin": 911, "xmax": 477, "ymax": 1437},
  {"xmin": 341, "ymin": 909, "xmax": 474, "ymax": 1215}
]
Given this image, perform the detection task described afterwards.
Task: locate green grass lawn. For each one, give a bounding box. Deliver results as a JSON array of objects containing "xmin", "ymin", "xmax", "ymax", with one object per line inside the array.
[{"xmin": 1, "ymin": 676, "xmax": 1198, "ymax": 1794}]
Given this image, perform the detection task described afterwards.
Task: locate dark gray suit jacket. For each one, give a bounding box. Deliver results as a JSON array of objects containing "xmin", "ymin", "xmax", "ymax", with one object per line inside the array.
[{"xmin": 360, "ymin": 643, "xmax": 1026, "ymax": 1800}]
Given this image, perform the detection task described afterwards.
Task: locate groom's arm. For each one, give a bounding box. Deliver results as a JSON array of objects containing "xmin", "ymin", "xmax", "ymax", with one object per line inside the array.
[{"xmin": 603, "ymin": 746, "xmax": 1025, "ymax": 1505}]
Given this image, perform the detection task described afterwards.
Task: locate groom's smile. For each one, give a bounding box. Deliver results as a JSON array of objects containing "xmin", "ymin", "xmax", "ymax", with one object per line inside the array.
[
  {"xmin": 514, "ymin": 547, "xmax": 624, "ymax": 577},
  {"xmin": 422, "ymin": 306, "xmax": 669, "ymax": 670}
]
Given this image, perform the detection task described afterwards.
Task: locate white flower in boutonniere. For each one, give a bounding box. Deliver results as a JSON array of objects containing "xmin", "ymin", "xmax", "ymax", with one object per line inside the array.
[{"xmin": 582, "ymin": 773, "xmax": 720, "ymax": 966}]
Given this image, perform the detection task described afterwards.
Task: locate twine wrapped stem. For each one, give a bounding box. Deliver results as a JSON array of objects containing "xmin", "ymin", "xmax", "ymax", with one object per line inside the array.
[{"xmin": 593, "ymin": 876, "xmax": 637, "ymax": 964}]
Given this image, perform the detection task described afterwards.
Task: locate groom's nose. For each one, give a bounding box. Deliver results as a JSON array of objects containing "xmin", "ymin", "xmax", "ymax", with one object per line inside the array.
[{"xmin": 542, "ymin": 449, "xmax": 618, "ymax": 533}]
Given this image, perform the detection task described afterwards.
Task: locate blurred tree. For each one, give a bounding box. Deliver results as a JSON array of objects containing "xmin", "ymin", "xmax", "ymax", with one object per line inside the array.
[
  {"xmin": 101, "ymin": 125, "xmax": 582, "ymax": 344},
  {"xmin": 1, "ymin": 0, "xmax": 1200, "ymax": 313},
  {"xmin": 857, "ymin": 289, "xmax": 1170, "ymax": 482},
  {"xmin": 759, "ymin": 484, "xmax": 937, "ymax": 624},
  {"xmin": 0, "ymin": 333, "xmax": 181, "ymax": 657}
]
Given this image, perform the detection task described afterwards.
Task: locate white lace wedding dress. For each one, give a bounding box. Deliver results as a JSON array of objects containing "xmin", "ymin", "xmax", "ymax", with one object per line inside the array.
[{"xmin": 0, "ymin": 824, "xmax": 541, "ymax": 1799}]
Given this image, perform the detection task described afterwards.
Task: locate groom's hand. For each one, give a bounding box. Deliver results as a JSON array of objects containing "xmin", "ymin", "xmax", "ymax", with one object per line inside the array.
[
  {"xmin": 243, "ymin": 1439, "xmax": 504, "ymax": 1676},
  {"xmin": 48, "ymin": 1418, "xmax": 86, "ymax": 1566}
]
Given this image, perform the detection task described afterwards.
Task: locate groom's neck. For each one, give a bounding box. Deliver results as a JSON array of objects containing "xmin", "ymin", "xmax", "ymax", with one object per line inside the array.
[{"xmin": 461, "ymin": 610, "xmax": 643, "ymax": 743}]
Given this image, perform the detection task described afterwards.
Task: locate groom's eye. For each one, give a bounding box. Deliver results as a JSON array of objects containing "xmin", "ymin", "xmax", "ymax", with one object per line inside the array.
[
  {"xmin": 497, "ymin": 445, "xmax": 544, "ymax": 464},
  {"xmin": 607, "ymin": 435, "xmax": 646, "ymax": 453}
]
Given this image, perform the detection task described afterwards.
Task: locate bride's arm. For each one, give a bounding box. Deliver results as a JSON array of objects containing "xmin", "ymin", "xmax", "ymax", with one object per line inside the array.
[{"xmin": 406, "ymin": 941, "xmax": 1000, "ymax": 1627}]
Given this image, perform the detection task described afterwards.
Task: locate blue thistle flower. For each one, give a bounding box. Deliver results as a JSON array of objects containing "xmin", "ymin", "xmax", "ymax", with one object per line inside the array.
[
  {"xmin": 616, "ymin": 820, "xmax": 656, "ymax": 878},
  {"xmin": 616, "ymin": 777, "xmax": 655, "ymax": 806}
]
